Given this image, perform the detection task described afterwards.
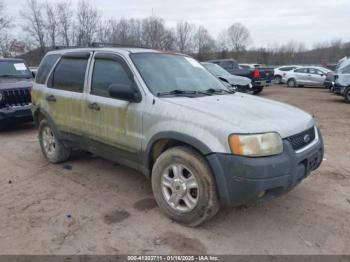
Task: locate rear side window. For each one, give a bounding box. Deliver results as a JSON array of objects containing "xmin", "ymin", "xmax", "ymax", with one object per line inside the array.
[
  {"xmin": 295, "ymin": 68, "xmax": 308, "ymax": 73},
  {"xmin": 91, "ymin": 58, "xmax": 132, "ymax": 98},
  {"xmin": 280, "ymin": 67, "xmax": 295, "ymax": 71},
  {"xmin": 49, "ymin": 57, "xmax": 89, "ymax": 93},
  {"xmin": 221, "ymin": 61, "xmax": 234, "ymax": 69},
  {"xmin": 36, "ymin": 54, "xmax": 61, "ymax": 84}
]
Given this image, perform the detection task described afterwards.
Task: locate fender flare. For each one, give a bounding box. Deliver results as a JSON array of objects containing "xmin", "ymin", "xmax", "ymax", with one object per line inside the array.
[
  {"xmin": 32, "ymin": 107, "xmax": 62, "ymax": 139},
  {"xmin": 142, "ymin": 131, "xmax": 213, "ymax": 173}
]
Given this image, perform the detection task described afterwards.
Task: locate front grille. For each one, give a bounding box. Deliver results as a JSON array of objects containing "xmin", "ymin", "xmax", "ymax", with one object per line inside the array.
[
  {"xmin": 1, "ymin": 88, "xmax": 31, "ymax": 108},
  {"xmin": 286, "ymin": 127, "xmax": 316, "ymax": 151}
]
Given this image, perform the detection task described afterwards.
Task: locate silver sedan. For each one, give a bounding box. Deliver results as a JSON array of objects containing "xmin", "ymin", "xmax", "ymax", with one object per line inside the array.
[{"xmin": 284, "ymin": 66, "xmax": 333, "ymax": 87}]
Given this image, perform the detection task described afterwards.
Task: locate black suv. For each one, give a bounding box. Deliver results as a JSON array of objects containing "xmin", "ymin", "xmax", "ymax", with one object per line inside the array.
[{"xmin": 0, "ymin": 58, "xmax": 34, "ymax": 129}]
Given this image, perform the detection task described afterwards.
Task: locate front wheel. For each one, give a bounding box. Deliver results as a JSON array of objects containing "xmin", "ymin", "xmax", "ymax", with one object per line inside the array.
[
  {"xmin": 38, "ymin": 119, "xmax": 71, "ymax": 163},
  {"xmin": 287, "ymin": 79, "xmax": 296, "ymax": 88},
  {"xmin": 151, "ymin": 146, "xmax": 219, "ymax": 227},
  {"xmin": 253, "ymin": 86, "xmax": 264, "ymax": 94},
  {"xmin": 345, "ymin": 87, "xmax": 350, "ymax": 104}
]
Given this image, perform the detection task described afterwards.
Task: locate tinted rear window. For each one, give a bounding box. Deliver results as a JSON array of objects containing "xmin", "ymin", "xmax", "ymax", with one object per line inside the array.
[
  {"xmin": 36, "ymin": 54, "xmax": 61, "ymax": 84},
  {"xmin": 49, "ymin": 57, "xmax": 88, "ymax": 93}
]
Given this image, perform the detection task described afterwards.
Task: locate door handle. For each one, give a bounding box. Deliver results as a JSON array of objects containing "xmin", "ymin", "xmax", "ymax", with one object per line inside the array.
[
  {"xmin": 45, "ymin": 95, "xmax": 56, "ymax": 102},
  {"xmin": 88, "ymin": 102, "xmax": 100, "ymax": 111}
]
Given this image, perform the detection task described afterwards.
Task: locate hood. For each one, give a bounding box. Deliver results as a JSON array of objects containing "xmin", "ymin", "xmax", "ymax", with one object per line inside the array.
[
  {"xmin": 0, "ymin": 78, "xmax": 33, "ymax": 90},
  {"xmin": 163, "ymin": 93, "xmax": 314, "ymax": 138},
  {"xmin": 219, "ymin": 74, "xmax": 251, "ymax": 86}
]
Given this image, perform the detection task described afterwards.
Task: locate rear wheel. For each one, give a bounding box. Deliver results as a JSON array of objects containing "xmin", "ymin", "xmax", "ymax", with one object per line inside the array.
[
  {"xmin": 38, "ymin": 119, "xmax": 71, "ymax": 163},
  {"xmin": 345, "ymin": 87, "xmax": 350, "ymax": 103},
  {"xmin": 287, "ymin": 79, "xmax": 296, "ymax": 88},
  {"xmin": 274, "ymin": 75, "xmax": 282, "ymax": 84},
  {"xmin": 151, "ymin": 146, "xmax": 219, "ymax": 227}
]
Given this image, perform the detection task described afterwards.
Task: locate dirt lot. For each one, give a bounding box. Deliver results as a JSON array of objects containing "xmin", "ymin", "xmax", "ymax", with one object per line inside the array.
[{"xmin": 0, "ymin": 85, "xmax": 349, "ymax": 255}]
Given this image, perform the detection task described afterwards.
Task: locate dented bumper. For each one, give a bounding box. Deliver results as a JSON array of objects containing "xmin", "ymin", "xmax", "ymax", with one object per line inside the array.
[{"xmin": 207, "ymin": 128, "xmax": 324, "ymax": 206}]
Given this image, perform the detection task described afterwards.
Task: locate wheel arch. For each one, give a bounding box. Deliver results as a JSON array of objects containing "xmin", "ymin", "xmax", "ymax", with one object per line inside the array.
[
  {"xmin": 32, "ymin": 107, "xmax": 61, "ymax": 138},
  {"xmin": 142, "ymin": 132, "xmax": 213, "ymax": 178}
]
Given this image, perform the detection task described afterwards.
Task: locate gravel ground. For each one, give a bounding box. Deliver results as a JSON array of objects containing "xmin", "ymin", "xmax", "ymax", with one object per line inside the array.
[{"xmin": 0, "ymin": 85, "xmax": 349, "ymax": 255}]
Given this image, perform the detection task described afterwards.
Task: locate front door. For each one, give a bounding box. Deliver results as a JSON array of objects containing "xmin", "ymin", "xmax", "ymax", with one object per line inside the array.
[
  {"xmin": 83, "ymin": 52, "xmax": 144, "ymax": 168},
  {"xmin": 308, "ymin": 68, "xmax": 326, "ymax": 86}
]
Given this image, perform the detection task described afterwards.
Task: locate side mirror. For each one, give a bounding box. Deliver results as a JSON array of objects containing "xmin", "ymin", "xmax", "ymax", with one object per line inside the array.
[{"xmin": 108, "ymin": 84, "xmax": 141, "ymax": 102}]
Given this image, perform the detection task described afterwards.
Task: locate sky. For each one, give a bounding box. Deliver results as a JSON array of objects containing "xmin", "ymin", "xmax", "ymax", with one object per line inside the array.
[{"xmin": 4, "ymin": 0, "xmax": 350, "ymax": 49}]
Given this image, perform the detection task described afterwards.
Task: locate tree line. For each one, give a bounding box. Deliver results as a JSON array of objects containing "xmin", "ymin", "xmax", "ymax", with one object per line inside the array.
[{"xmin": 0, "ymin": 0, "xmax": 349, "ymax": 66}]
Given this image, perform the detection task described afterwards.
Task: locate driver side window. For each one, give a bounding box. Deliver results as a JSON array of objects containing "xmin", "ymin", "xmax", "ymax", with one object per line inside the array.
[{"xmin": 91, "ymin": 57, "xmax": 132, "ymax": 98}]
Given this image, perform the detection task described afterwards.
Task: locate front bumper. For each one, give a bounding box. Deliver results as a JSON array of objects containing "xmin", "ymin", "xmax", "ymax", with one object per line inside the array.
[
  {"xmin": 0, "ymin": 104, "xmax": 33, "ymax": 123},
  {"xmin": 334, "ymin": 84, "xmax": 346, "ymax": 95},
  {"xmin": 207, "ymin": 127, "xmax": 324, "ymax": 206}
]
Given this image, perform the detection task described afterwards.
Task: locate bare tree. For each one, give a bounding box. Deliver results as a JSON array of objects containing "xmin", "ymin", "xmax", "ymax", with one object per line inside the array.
[
  {"xmin": 76, "ymin": 0, "xmax": 100, "ymax": 47},
  {"xmin": 219, "ymin": 23, "xmax": 251, "ymax": 52},
  {"xmin": 21, "ymin": 0, "xmax": 46, "ymax": 53},
  {"xmin": 194, "ymin": 26, "xmax": 216, "ymax": 61},
  {"xmin": 141, "ymin": 16, "xmax": 174, "ymax": 49},
  {"xmin": 0, "ymin": 0, "xmax": 12, "ymax": 56},
  {"xmin": 56, "ymin": 1, "xmax": 73, "ymax": 46},
  {"xmin": 44, "ymin": 2, "xmax": 58, "ymax": 47},
  {"xmin": 175, "ymin": 21, "xmax": 195, "ymax": 53}
]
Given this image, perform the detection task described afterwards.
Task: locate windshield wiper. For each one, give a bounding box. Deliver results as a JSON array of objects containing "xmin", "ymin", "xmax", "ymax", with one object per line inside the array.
[
  {"xmin": 199, "ymin": 88, "xmax": 235, "ymax": 95},
  {"xmin": 157, "ymin": 90, "xmax": 198, "ymax": 97}
]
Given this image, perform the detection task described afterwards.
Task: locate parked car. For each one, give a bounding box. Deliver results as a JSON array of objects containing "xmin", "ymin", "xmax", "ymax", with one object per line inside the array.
[
  {"xmin": 208, "ymin": 59, "xmax": 274, "ymax": 94},
  {"xmin": 201, "ymin": 62, "xmax": 253, "ymax": 93},
  {"xmin": 0, "ymin": 58, "xmax": 34, "ymax": 129},
  {"xmin": 333, "ymin": 60, "xmax": 350, "ymax": 103},
  {"xmin": 239, "ymin": 63, "xmax": 263, "ymax": 69},
  {"xmin": 328, "ymin": 57, "xmax": 350, "ymax": 92},
  {"xmin": 274, "ymin": 66, "xmax": 299, "ymax": 84},
  {"xmin": 284, "ymin": 66, "xmax": 333, "ymax": 88},
  {"xmin": 32, "ymin": 48, "xmax": 324, "ymax": 226}
]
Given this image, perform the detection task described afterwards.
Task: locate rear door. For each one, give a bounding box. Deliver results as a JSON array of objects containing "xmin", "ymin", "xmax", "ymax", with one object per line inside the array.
[
  {"xmin": 83, "ymin": 52, "xmax": 144, "ymax": 167},
  {"xmin": 294, "ymin": 68, "xmax": 309, "ymax": 84},
  {"xmin": 45, "ymin": 52, "xmax": 91, "ymax": 134}
]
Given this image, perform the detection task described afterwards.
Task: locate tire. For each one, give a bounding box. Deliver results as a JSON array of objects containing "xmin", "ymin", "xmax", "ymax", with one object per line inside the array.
[
  {"xmin": 287, "ymin": 79, "xmax": 296, "ymax": 88},
  {"xmin": 38, "ymin": 119, "xmax": 71, "ymax": 163},
  {"xmin": 253, "ymin": 86, "xmax": 264, "ymax": 94},
  {"xmin": 151, "ymin": 146, "xmax": 219, "ymax": 227},
  {"xmin": 345, "ymin": 87, "xmax": 350, "ymax": 104},
  {"xmin": 274, "ymin": 76, "xmax": 282, "ymax": 84}
]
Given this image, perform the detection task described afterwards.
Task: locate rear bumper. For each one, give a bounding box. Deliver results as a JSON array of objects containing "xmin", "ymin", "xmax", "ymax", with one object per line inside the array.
[
  {"xmin": 253, "ymin": 80, "xmax": 272, "ymax": 87},
  {"xmin": 0, "ymin": 105, "xmax": 33, "ymax": 123},
  {"xmin": 207, "ymin": 127, "xmax": 324, "ymax": 206}
]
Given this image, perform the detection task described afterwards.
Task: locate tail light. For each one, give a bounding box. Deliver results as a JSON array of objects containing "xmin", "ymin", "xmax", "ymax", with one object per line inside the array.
[{"xmin": 253, "ymin": 70, "xmax": 260, "ymax": 79}]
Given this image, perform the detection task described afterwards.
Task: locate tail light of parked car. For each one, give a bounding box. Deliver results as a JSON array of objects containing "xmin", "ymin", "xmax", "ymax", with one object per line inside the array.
[{"xmin": 253, "ymin": 70, "xmax": 261, "ymax": 79}]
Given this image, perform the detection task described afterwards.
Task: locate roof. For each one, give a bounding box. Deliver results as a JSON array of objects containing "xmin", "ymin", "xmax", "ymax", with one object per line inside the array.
[
  {"xmin": 47, "ymin": 47, "xmax": 161, "ymax": 56},
  {"xmin": 0, "ymin": 58, "xmax": 25, "ymax": 62}
]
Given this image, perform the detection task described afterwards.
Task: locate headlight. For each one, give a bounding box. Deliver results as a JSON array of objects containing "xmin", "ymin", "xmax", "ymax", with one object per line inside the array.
[{"xmin": 229, "ymin": 133, "xmax": 283, "ymax": 157}]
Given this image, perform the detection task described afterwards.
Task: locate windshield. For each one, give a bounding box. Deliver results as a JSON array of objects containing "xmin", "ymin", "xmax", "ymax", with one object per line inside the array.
[
  {"xmin": 0, "ymin": 61, "xmax": 32, "ymax": 78},
  {"xmin": 130, "ymin": 53, "xmax": 228, "ymax": 95},
  {"xmin": 202, "ymin": 63, "xmax": 231, "ymax": 77}
]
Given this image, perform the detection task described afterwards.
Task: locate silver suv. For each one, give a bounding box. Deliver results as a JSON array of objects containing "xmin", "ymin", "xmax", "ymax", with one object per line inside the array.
[{"xmin": 31, "ymin": 48, "xmax": 324, "ymax": 226}]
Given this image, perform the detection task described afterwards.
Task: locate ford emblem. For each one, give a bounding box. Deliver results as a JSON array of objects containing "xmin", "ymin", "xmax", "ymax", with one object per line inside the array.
[{"xmin": 303, "ymin": 134, "xmax": 311, "ymax": 143}]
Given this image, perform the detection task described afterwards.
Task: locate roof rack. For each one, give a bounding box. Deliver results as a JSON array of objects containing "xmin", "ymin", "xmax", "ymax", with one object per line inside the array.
[{"xmin": 90, "ymin": 42, "xmax": 150, "ymax": 49}]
